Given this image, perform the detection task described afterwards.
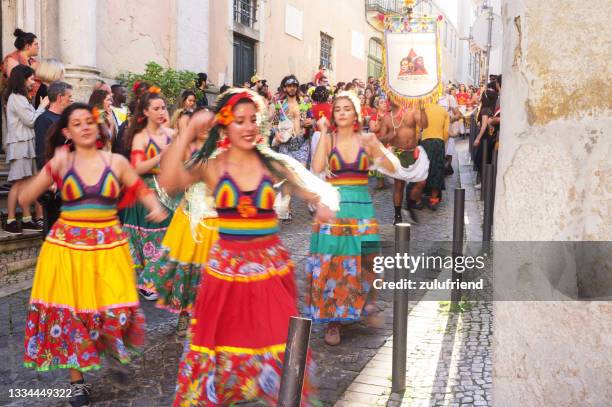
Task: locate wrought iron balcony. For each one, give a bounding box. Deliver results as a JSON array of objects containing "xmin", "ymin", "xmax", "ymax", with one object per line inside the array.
[{"xmin": 366, "ymin": 0, "xmax": 405, "ymax": 15}]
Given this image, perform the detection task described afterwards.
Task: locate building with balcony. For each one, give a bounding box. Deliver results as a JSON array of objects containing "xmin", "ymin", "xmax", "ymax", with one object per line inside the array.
[
  {"xmin": 1, "ymin": 0, "xmax": 380, "ymax": 99},
  {"xmin": 366, "ymin": 0, "xmax": 482, "ymax": 86}
]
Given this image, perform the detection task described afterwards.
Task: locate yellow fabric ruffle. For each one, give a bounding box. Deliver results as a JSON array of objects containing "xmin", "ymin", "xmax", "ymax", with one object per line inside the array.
[{"xmin": 162, "ymin": 207, "xmax": 218, "ymax": 265}]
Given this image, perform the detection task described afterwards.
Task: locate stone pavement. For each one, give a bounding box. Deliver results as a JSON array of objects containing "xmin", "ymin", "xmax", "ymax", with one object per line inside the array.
[
  {"xmin": 336, "ymin": 139, "xmax": 493, "ymax": 407},
  {"xmin": 0, "ymin": 139, "xmax": 484, "ymax": 406}
]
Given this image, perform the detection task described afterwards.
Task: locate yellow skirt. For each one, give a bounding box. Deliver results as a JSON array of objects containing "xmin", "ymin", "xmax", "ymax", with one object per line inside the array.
[
  {"xmin": 31, "ymin": 217, "xmax": 138, "ymax": 310},
  {"xmin": 139, "ymin": 206, "xmax": 219, "ymax": 313}
]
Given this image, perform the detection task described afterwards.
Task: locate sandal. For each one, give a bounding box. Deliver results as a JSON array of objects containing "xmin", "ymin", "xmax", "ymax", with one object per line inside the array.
[{"xmin": 324, "ymin": 323, "xmax": 341, "ymax": 346}]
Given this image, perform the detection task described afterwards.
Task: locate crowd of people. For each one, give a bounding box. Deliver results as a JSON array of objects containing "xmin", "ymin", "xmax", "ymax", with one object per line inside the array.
[{"xmin": 1, "ymin": 27, "xmax": 502, "ymax": 407}]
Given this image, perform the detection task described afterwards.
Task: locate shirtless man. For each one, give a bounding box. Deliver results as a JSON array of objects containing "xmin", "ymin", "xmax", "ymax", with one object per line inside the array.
[{"xmin": 371, "ymin": 99, "xmax": 428, "ymax": 224}]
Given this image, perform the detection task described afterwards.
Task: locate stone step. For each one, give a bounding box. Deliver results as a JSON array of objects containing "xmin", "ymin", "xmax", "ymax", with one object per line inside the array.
[{"xmin": 0, "ymin": 231, "xmax": 42, "ymax": 293}]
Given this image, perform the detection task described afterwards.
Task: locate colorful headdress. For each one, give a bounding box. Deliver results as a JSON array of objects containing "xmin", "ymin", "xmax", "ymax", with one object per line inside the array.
[
  {"xmin": 214, "ymin": 91, "xmax": 254, "ymax": 126},
  {"xmin": 188, "ymin": 87, "xmax": 339, "ymax": 227}
]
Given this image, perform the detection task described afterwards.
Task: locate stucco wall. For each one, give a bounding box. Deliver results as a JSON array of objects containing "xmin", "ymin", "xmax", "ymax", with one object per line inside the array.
[
  {"xmin": 494, "ymin": 0, "xmax": 612, "ymax": 406},
  {"xmin": 207, "ymin": 0, "xmax": 232, "ymax": 88},
  {"xmin": 96, "ymin": 0, "xmax": 175, "ymax": 79},
  {"xmin": 259, "ymin": 0, "xmax": 374, "ymax": 88}
]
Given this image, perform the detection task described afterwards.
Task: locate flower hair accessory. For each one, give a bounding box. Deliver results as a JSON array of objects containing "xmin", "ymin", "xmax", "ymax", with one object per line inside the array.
[
  {"xmin": 132, "ymin": 81, "xmax": 141, "ymax": 93},
  {"xmin": 148, "ymin": 86, "xmax": 161, "ymax": 94},
  {"xmin": 214, "ymin": 92, "xmax": 253, "ymax": 126},
  {"xmin": 215, "ymin": 105, "xmax": 234, "ymax": 126},
  {"xmin": 91, "ymin": 107, "xmax": 104, "ymax": 124}
]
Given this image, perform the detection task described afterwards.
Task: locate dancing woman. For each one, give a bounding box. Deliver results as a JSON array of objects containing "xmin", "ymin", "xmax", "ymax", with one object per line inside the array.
[
  {"xmin": 159, "ymin": 88, "xmax": 338, "ymax": 406},
  {"xmin": 121, "ymin": 89, "xmax": 176, "ymax": 300},
  {"xmin": 19, "ymin": 103, "xmax": 167, "ymax": 407},
  {"xmin": 140, "ymin": 113, "xmax": 219, "ymax": 336},
  {"xmin": 307, "ymin": 91, "xmax": 398, "ymax": 346}
]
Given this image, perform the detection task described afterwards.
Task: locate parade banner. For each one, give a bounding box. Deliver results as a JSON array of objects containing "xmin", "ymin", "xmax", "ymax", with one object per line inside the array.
[{"xmin": 382, "ymin": 15, "xmax": 443, "ymax": 107}]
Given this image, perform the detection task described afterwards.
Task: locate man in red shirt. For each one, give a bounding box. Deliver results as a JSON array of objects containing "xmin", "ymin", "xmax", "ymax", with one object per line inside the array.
[{"xmin": 313, "ymin": 65, "xmax": 326, "ymax": 86}]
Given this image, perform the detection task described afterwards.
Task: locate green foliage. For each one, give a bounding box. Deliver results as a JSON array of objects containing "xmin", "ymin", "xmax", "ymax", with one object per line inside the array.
[{"xmin": 116, "ymin": 62, "xmax": 202, "ymax": 108}]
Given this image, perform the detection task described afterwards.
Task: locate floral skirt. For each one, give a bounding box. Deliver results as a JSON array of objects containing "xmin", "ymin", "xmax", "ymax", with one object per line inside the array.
[
  {"xmin": 24, "ymin": 215, "xmax": 145, "ymax": 372},
  {"xmin": 139, "ymin": 205, "xmax": 219, "ymax": 313},
  {"xmin": 306, "ymin": 185, "xmax": 380, "ymax": 323},
  {"xmin": 122, "ymin": 176, "xmax": 172, "ymax": 282},
  {"xmin": 174, "ymin": 235, "xmax": 319, "ymax": 406}
]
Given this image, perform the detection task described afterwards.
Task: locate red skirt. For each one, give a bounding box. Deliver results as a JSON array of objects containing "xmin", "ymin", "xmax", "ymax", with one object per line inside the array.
[{"xmin": 174, "ymin": 235, "xmax": 319, "ymax": 406}]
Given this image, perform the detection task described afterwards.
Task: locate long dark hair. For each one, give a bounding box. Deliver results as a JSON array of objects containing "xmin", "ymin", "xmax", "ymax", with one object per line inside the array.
[
  {"xmin": 88, "ymin": 89, "xmax": 110, "ymax": 110},
  {"xmin": 123, "ymin": 91, "xmax": 165, "ymax": 154},
  {"xmin": 179, "ymin": 90, "xmax": 196, "ymax": 109},
  {"xmin": 13, "ymin": 29, "xmax": 37, "ymax": 51},
  {"xmin": 2, "ymin": 64, "xmax": 34, "ymax": 104},
  {"xmin": 44, "ymin": 103, "xmax": 109, "ymax": 163},
  {"xmin": 194, "ymin": 91, "xmax": 255, "ymax": 163},
  {"xmin": 193, "ymin": 89, "xmax": 305, "ymax": 186}
]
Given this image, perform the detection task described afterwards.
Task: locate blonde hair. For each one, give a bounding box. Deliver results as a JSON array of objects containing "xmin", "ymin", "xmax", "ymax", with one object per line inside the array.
[{"xmin": 35, "ymin": 59, "xmax": 65, "ymax": 83}]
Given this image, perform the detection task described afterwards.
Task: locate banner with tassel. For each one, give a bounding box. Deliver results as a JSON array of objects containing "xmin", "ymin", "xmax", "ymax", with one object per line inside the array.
[{"xmin": 381, "ymin": 14, "xmax": 443, "ymax": 108}]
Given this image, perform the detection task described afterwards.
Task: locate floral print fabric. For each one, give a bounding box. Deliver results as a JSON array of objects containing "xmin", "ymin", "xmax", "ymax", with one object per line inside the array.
[{"xmin": 24, "ymin": 304, "xmax": 145, "ymax": 372}]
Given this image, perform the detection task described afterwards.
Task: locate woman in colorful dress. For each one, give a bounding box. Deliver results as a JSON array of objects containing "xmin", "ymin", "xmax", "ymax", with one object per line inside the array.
[
  {"xmin": 19, "ymin": 103, "xmax": 167, "ymax": 407},
  {"xmin": 140, "ymin": 111, "xmax": 219, "ymax": 336},
  {"xmin": 307, "ymin": 91, "xmax": 397, "ymax": 346},
  {"xmin": 122, "ymin": 89, "xmax": 176, "ymax": 300},
  {"xmin": 159, "ymin": 88, "xmax": 338, "ymax": 406}
]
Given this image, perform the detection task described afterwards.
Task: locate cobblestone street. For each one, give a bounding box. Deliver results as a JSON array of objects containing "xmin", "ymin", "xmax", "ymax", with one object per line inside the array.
[{"xmin": 0, "ymin": 140, "xmax": 492, "ymax": 406}]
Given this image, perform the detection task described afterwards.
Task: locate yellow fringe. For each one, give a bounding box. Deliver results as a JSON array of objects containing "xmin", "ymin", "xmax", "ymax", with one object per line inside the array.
[{"xmin": 380, "ymin": 15, "xmax": 443, "ymax": 108}]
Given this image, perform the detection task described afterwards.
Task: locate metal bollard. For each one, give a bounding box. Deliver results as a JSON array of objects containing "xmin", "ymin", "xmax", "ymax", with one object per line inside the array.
[
  {"xmin": 483, "ymin": 163, "xmax": 495, "ymax": 242},
  {"xmin": 278, "ymin": 316, "xmax": 312, "ymax": 407},
  {"xmin": 392, "ymin": 223, "xmax": 410, "ymax": 394},
  {"xmin": 451, "ymin": 189, "xmax": 465, "ymax": 305},
  {"xmin": 480, "ymin": 138, "xmax": 490, "ymax": 201}
]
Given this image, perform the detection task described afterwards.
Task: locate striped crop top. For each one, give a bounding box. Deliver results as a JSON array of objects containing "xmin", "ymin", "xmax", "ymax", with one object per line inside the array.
[
  {"xmin": 59, "ymin": 154, "xmax": 121, "ymax": 221},
  {"xmin": 327, "ymin": 144, "xmax": 370, "ymax": 186},
  {"xmin": 144, "ymin": 134, "xmax": 171, "ymax": 175},
  {"xmin": 213, "ymin": 171, "xmax": 278, "ymax": 239}
]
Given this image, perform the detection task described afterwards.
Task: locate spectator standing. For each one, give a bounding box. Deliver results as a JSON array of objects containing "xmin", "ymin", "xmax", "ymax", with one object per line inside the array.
[
  {"xmin": 473, "ymin": 82, "xmax": 498, "ymax": 188},
  {"xmin": 111, "ymin": 83, "xmax": 128, "ymax": 126},
  {"xmin": 1, "ymin": 29, "xmax": 40, "ymax": 151},
  {"xmin": 2, "ymin": 64, "xmax": 48, "ymax": 234},
  {"xmin": 439, "ymin": 86, "xmax": 461, "ymax": 174},
  {"xmin": 33, "ymin": 59, "xmax": 64, "ymax": 109},
  {"xmin": 309, "ymin": 86, "xmax": 332, "ymax": 167},
  {"xmin": 92, "ymin": 80, "xmax": 111, "ymax": 94},
  {"xmin": 1, "ymin": 29, "xmax": 40, "ymax": 88},
  {"xmin": 195, "ymin": 72, "xmax": 209, "ymax": 107},
  {"xmin": 313, "ymin": 65, "xmax": 326, "ymax": 86},
  {"xmin": 34, "ymin": 81, "xmax": 73, "ymax": 234},
  {"xmin": 169, "ymin": 90, "xmax": 196, "ymax": 132},
  {"xmin": 272, "ymin": 75, "xmax": 313, "ymax": 222},
  {"xmin": 88, "ymin": 89, "xmax": 116, "ymax": 149},
  {"xmin": 35, "ymin": 81, "xmax": 73, "ymax": 170}
]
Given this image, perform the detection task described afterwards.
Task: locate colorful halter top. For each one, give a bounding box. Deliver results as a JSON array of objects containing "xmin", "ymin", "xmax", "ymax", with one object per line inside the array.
[
  {"xmin": 327, "ymin": 140, "xmax": 370, "ymax": 186},
  {"xmin": 144, "ymin": 132, "xmax": 171, "ymax": 175},
  {"xmin": 213, "ymin": 170, "xmax": 278, "ymax": 240},
  {"xmin": 60, "ymin": 154, "xmax": 122, "ymax": 221}
]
